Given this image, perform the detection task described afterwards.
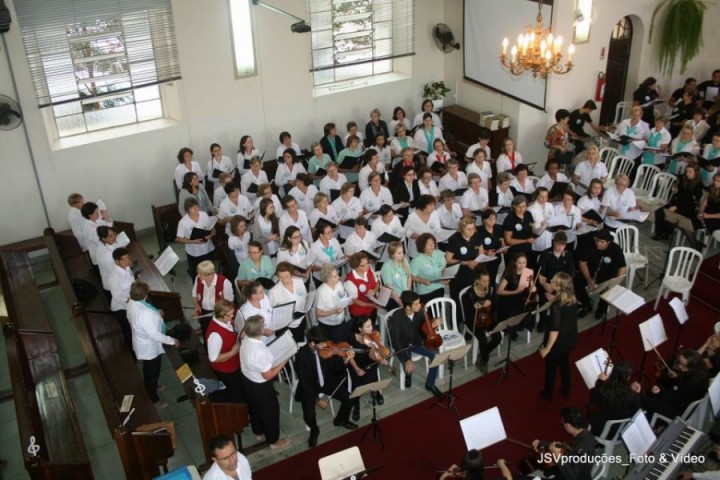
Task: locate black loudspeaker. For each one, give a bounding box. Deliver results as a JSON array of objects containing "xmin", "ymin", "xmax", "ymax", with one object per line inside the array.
[{"xmin": 0, "ymin": 0, "xmax": 11, "ymax": 34}]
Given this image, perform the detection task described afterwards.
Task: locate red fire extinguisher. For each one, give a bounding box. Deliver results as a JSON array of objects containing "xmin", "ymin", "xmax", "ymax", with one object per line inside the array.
[{"xmin": 595, "ymin": 72, "xmax": 606, "ymax": 102}]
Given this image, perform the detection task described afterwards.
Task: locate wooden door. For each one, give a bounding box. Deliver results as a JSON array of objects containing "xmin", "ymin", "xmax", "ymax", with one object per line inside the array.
[{"xmin": 600, "ymin": 17, "xmax": 633, "ymax": 125}]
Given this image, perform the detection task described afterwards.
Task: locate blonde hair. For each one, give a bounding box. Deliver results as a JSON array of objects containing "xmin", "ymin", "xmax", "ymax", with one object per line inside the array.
[
  {"xmin": 196, "ymin": 260, "xmax": 216, "ymax": 276},
  {"xmin": 313, "ymin": 192, "xmax": 329, "ymax": 207},
  {"xmin": 213, "ymin": 299, "xmax": 234, "ymax": 319},
  {"xmin": 458, "ymin": 216, "xmax": 476, "ymax": 233},
  {"xmin": 586, "ymin": 144, "xmax": 599, "ymax": 157},
  {"xmin": 631, "ymin": 106, "xmax": 643, "ymax": 116},
  {"xmin": 67, "ymin": 193, "xmax": 83, "ymax": 207},
  {"xmin": 551, "ymin": 272, "xmax": 576, "ymax": 306},
  {"xmin": 387, "ymin": 241, "xmax": 411, "ymax": 276}
]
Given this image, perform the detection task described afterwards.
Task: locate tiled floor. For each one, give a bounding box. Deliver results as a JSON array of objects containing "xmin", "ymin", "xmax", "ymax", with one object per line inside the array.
[{"xmin": 0, "ymin": 225, "xmax": 716, "ymax": 479}]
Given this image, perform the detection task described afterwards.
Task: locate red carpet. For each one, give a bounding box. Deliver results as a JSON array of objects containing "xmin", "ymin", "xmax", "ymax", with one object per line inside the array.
[{"xmin": 255, "ymin": 259, "xmax": 720, "ymax": 479}]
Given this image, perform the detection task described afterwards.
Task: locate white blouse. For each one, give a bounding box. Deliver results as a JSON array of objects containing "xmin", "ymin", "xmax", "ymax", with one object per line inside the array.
[
  {"xmin": 332, "ymin": 196, "xmax": 365, "ymax": 239},
  {"xmin": 601, "ymin": 187, "xmax": 637, "ymax": 229},
  {"xmin": 174, "ymin": 161, "xmax": 204, "ymax": 190},
  {"xmin": 240, "ymin": 170, "xmax": 269, "ymax": 201},
  {"xmin": 239, "ymin": 337, "xmax": 273, "ymax": 383},
  {"xmin": 228, "ymin": 231, "xmax": 251, "ymax": 264},
  {"xmin": 343, "ymin": 231, "xmax": 377, "ymax": 256},
  {"xmin": 438, "ymin": 203, "xmax": 463, "ymax": 230},
  {"xmin": 359, "ymin": 187, "xmax": 393, "ymax": 213},
  {"xmin": 319, "ymin": 174, "xmax": 349, "ymax": 197},
  {"xmin": 279, "ymin": 210, "xmax": 312, "ymax": 245},
  {"xmin": 461, "ymin": 187, "xmax": 489, "ymax": 212},
  {"xmin": 496, "ymin": 152, "xmax": 524, "ymax": 173},
  {"xmin": 309, "ymin": 205, "xmax": 341, "ymax": 228},
  {"xmin": 419, "ymin": 180, "xmax": 440, "ymax": 198},
  {"xmin": 207, "ymin": 156, "xmax": 234, "ymax": 186},
  {"xmin": 276, "ymin": 162, "xmax": 308, "ymax": 187},
  {"xmin": 315, "ymin": 282, "xmax": 349, "ymax": 326},
  {"xmin": 276, "ymin": 242, "xmax": 311, "ymax": 269},
  {"xmin": 269, "ymin": 278, "xmax": 308, "ymax": 325},
  {"xmin": 536, "ymin": 172, "xmax": 570, "ymax": 191},
  {"xmin": 288, "ymin": 185, "xmax": 318, "ymax": 215},
  {"xmin": 404, "ymin": 211, "xmax": 442, "ymax": 257},
  {"xmin": 465, "ymin": 161, "xmax": 493, "ymax": 190},
  {"xmin": 438, "ymin": 172, "xmax": 468, "ymax": 193}
]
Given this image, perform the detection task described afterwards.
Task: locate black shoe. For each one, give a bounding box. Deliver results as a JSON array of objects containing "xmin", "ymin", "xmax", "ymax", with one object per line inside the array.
[
  {"xmin": 426, "ymin": 385, "xmax": 443, "ymax": 398},
  {"xmin": 539, "ymin": 390, "xmax": 553, "ymax": 401},
  {"xmin": 652, "ymin": 233, "xmax": 670, "ymax": 241},
  {"xmin": 578, "ymin": 306, "xmax": 591, "ymax": 318},
  {"xmin": 352, "ymin": 405, "xmax": 360, "ymax": 421},
  {"xmin": 510, "ymin": 331, "xmax": 519, "ymax": 341},
  {"xmin": 375, "ymin": 392, "xmax": 384, "ymax": 406},
  {"xmin": 308, "ymin": 428, "xmax": 319, "ymax": 448},
  {"xmin": 594, "ymin": 309, "xmax": 606, "ymax": 320},
  {"xmin": 333, "ymin": 420, "xmax": 358, "ymax": 430},
  {"xmin": 404, "ymin": 374, "xmax": 412, "ymax": 389}
]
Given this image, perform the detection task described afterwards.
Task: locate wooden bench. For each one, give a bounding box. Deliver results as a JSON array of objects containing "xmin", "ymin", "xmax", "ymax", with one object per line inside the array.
[
  {"xmin": 45, "ymin": 229, "xmax": 256, "ymax": 465},
  {"xmin": 0, "ymin": 245, "xmax": 94, "ymax": 480}
]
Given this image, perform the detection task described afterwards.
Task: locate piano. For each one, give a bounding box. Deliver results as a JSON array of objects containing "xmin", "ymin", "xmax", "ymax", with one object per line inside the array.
[{"xmin": 624, "ymin": 418, "xmax": 709, "ymax": 480}]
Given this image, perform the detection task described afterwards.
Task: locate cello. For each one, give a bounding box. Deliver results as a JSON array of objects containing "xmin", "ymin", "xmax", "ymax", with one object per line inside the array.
[{"xmin": 422, "ymin": 308, "xmax": 443, "ymax": 350}]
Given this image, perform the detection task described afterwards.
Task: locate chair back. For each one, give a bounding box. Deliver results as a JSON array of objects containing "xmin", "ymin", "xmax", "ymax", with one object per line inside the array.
[
  {"xmin": 649, "ymin": 172, "xmax": 677, "ymax": 203},
  {"xmin": 613, "ymin": 101, "xmax": 633, "ymax": 125},
  {"xmin": 613, "ymin": 155, "xmax": 634, "ymax": 179},
  {"xmin": 631, "ymin": 164, "xmax": 660, "ymax": 195},
  {"xmin": 666, "ymin": 247, "xmax": 703, "ymax": 283},
  {"xmin": 425, "ymin": 297, "xmax": 458, "ymax": 332},
  {"xmin": 614, "ymin": 225, "xmax": 640, "ymax": 256},
  {"xmin": 382, "ymin": 308, "xmax": 401, "ymax": 350},
  {"xmin": 599, "ymin": 146, "xmax": 619, "ymax": 166},
  {"xmin": 596, "ymin": 417, "xmax": 631, "ymax": 442},
  {"xmin": 458, "ymin": 285, "xmax": 473, "ymax": 327}
]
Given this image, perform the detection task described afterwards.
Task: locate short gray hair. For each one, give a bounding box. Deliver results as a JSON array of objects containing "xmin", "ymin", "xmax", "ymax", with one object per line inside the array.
[{"xmin": 319, "ymin": 263, "xmax": 338, "ymax": 283}]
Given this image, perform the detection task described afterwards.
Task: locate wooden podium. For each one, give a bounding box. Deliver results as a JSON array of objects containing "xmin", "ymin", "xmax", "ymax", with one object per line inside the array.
[{"xmin": 442, "ymin": 104, "xmax": 510, "ymax": 159}]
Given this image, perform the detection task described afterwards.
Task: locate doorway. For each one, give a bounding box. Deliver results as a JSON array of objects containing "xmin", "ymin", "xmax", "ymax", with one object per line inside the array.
[{"xmin": 599, "ymin": 17, "xmax": 633, "ymax": 125}]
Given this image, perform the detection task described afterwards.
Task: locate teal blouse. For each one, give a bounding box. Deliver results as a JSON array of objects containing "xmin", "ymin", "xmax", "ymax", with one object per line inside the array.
[
  {"xmin": 237, "ymin": 256, "xmax": 275, "ymax": 281},
  {"xmin": 309, "ymin": 154, "xmax": 331, "ymax": 174},
  {"xmin": 337, "ymin": 147, "xmax": 364, "ymax": 167},
  {"xmin": 381, "ymin": 260, "xmax": 411, "ymax": 296},
  {"xmin": 410, "ymin": 251, "xmax": 446, "ymax": 295}
]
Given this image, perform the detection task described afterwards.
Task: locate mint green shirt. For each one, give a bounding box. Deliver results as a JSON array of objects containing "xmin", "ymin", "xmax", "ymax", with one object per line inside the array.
[
  {"xmin": 381, "ymin": 260, "xmax": 411, "ymax": 296},
  {"xmin": 410, "ymin": 251, "xmax": 446, "ymax": 295},
  {"xmin": 237, "ymin": 256, "xmax": 275, "ymax": 281},
  {"xmin": 309, "ymin": 154, "xmax": 331, "ymax": 174}
]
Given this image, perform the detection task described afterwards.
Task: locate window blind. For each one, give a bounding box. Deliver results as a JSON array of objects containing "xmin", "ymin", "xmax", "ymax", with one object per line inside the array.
[
  {"xmin": 308, "ymin": 0, "xmax": 414, "ymax": 73},
  {"xmin": 13, "ymin": 0, "xmax": 182, "ymax": 108}
]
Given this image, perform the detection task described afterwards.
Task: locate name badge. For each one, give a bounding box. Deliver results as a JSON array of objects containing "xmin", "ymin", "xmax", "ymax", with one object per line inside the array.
[
  {"xmin": 460, "ymin": 246, "xmax": 468, "ymax": 255},
  {"xmin": 484, "ymin": 237, "xmax": 491, "ymax": 246},
  {"xmin": 368, "ymin": 201, "xmax": 376, "ymax": 208},
  {"xmin": 515, "ymin": 223, "xmax": 522, "ymax": 232},
  {"xmin": 359, "ymin": 284, "xmax": 367, "ymax": 293},
  {"xmin": 395, "ymin": 272, "xmax": 401, "ymax": 279},
  {"xmin": 603, "ymin": 257, "xmax": 611, "ymax": 264},
  {"xmin": 576, "ymin": 119, "xmax": 582, "ymax": 124}
]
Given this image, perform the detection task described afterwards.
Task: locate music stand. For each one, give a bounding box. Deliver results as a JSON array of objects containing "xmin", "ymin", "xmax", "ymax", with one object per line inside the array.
[
  {"xmin": 668, "ymin": 297, "xmax": 689, "ymax": 354},
  {"xmin": 588, "ymin": 274, "xmax": 627, "ymax": 328},
  {"xmin": 599, "ymin": 282, "xmax": 644, "ymax": 360},
  {"xmin": 428, "ymin": 345, "xmax": 471, "ymax": 417},
  {"xmin": 352, "ymin": 378, "xmax": 392, "ymax": 450},
  {"xmin": 318, "ymin": 446, "xmax": 365, "ymax": 480},
  {"xmin": 489, "ymin": 312, "xmax": 529, "ymax": 384},
  {"xmin": 638, "ymin": 314, "xmax": 668, "ymax": 387}
]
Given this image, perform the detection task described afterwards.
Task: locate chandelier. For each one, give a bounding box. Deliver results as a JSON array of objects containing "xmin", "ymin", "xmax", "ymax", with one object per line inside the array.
[{"xmin": 500, "ymin": 0, "xmax": 575, "ymax": 79}]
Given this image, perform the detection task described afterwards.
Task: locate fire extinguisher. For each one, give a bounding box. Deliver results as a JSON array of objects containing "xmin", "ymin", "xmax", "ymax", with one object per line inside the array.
[{"xmin": 595, "ymin": 72, "xmax": 606, "ymax": 102}]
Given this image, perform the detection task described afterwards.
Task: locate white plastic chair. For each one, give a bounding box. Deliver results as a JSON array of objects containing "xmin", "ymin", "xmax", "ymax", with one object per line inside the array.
[
  {"xmin": 426, "ymin": 297, "xmax": 468, "ymax": 378},
  {"xmin": 614, "ymin": 225, "xmax": 648, "ymax": 290},
  {"xmin": 613, "ymin": 101, "xmax": 633, "ymax": 125},
  {"xmin": 590, "ymin": 417, "xmax": 632, "ymax": 480},
  {"xmin": 383, "ymin": 308, "xmax": 428, "ymax": 390},
  {"xmin": 654, "ymin": 247, "xmax": 704, "ymax": 310},
  {"xmin": 458, "ymin": 285, "xmax": 479, "ymax": 364},
  {"xmin": 640, "ymin": 172, "xmax": 677, "ymax": 234},
  {"xmin": 699, "ymin": 229, "xmax": 720, "ymax": 258},
  {"xmin": 604, "ymin": 155, "xmax": 634, "ymax": 189},
  {"xmin": 631, "ymin": 164, "xmax": 660, "ymax": 199},
  {"xmin": 650, "ymin": 396, "xmax": 706, "ymax": 431},
  {"xmin": 598, "ymin": 146, "xmax": 619, "ymax": 166}
]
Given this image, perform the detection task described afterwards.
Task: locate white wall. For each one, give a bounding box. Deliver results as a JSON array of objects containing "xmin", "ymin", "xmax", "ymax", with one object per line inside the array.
[
  {"xmin": 0, "ymin": 0, "xmax": 445, "ymax": 245},
  {"xmin": 443, "ymin": 0, "xmax": 720, "ymax": 170}
]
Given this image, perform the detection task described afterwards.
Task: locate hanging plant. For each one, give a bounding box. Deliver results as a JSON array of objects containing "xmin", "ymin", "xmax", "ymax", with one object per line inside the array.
[{"xmin": 649, "ymin": 0, "xmax": 711, "ymax": 75}]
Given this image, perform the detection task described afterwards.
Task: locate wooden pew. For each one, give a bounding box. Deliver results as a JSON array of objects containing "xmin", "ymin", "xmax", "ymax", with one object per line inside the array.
[
  {"xmin": 0, "ymin": 247, "xmax": 94, "ymax": 479},
  {"xmin": 151, "ymin": 203, "xmax": 182, "ymax": 254},
  {"xmin": 45, "ymin": 229, "xmax": 256, "ymax": 464}
]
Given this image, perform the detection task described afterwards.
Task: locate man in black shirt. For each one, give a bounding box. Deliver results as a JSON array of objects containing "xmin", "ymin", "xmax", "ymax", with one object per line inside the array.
[
  {"xmin": 698, "ymin": 69, "xmax": 720, "ymax": 110},
  {"xmin": 574, "ymin": 229, "xmax": 627, "ymax": 320},
  {"xmin": 568, "ymin": 100, "xmax": 603, "ymax": 154},
  {"xmin": 532, "ymin": 407, "xmax": 596, "ymax": 480},
  {"xmin": 388, "ymin": 290, "xmax": 443, "ymax": 397},
  {"xmin": 536, "ymin": 232, "xmax": 575, "ymax": 331}
]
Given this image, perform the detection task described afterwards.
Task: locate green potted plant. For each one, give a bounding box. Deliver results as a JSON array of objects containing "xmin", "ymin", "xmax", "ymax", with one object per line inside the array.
[
  {"xmin": 422, "ymin": 81, "xmax": 451, "ymax": 110},
  {"xmin": 649, "ymin": 0, "xmax": 710, "ymax": 75}
]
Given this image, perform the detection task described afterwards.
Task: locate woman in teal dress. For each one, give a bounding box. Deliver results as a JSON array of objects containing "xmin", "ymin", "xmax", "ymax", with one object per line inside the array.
[
  {"xmin": 380, "ymin": 241, "xmax": 414, "ymax": 310},
  {"xmin": 410, "ymin": 233, "xmax": 448, "ymax": 304},
  {"xmin": 237, "ymin": 240, "xmax": 275, "ymax": 290}
]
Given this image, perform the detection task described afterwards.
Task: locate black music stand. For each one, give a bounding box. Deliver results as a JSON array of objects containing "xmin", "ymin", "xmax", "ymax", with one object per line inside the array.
[
  {"xmin": 428, "ymin": 345, "xmax": 471, "ymax": 417},
  {"xmin": 489, "ymin": 312, "xmax": 530, "ymax": 384},
  {"xmin": 353, "ymin": 378, "xmax": 392, "ymax": 450}
]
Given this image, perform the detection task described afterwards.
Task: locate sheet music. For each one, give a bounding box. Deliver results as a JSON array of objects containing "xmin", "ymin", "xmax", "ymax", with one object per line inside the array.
[
  {"xmin": 338, "ymin": 295, "xmax": 353, "ymax": 309},
  {"xmin": 669, "ymin": 297, "xmax": 689, "ymax": 325},
  {"xmin": 434, "ymin": 229, "xmax": 454, "ymax": 243},
  {"xmin": 601, "ymin": 285, "xmax": 644, "ymax": 315},
  {"xmin": 441, "ymin": 264, "xmax": 460, "ymax": 279},
  {"xmin": 621, "ymin": 210, "xmax": 650, "ymax": 222},
  {"xmin": 206, "ymin": 215, "xmax": 219, "ymax": 231},
  {"xmin": 622, "ymin": 410, "xmax": 656, "ymax": 456},
  {"xmin": 300, "ymin": 290, "xmax": 316, "ymax": 314},
  {"xmin": 547, "ymin": 214, "xmax": 571, "ymax": 228},
  {"xmin": 95, "ymin": 197, "xmax": 108, "ymax": 212},
  {"xmin": 575, "ymin": 223, "xmax": 598, "ymax": 235},
  {"xmin": 460, "ymin": 407, "xmax": 507, "ymax": 450},
  {"xmin": 116, "ymin": 231, "xmax": 131, "ymax": 247},
  {"xmin": 267, "ymin": 331, "xmax": 298, "ymax": 368},
  {"xmin": 366, "ymin": 286, "xmax": 392, "ymax": 308},
  {"xmin": 271, "ymin": 301, "xmax": 296, "ymax": 330},
  {"xmin": 575, "ymin": 348, "xmax": 613, "ymax": 389},
  {"xmin": 473, "ymin": 254, "xmax": 496, "ymax": 263},
  {"xmin": 154, "ymin": 246, "xmax": 180, "ymax": 276},
  {"xmin": 639, "ymin": 314, "xmax": 667, "ymax": 352}
]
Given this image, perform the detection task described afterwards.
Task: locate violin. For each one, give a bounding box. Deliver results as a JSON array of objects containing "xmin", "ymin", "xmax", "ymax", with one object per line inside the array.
[
  {"xmin": 650, "ymin": 341, "xmax": 680, "ymax": 388},
  {"xmin": 474, "ymin": 301, "xmax": 492, "ymax": 330},
  {"xmin": 422, "ymin": 308, "xmax": 443, "ymax": 351},
  {"xmin": 362, "ymin": 331, "xmax": 396, "ymax": 376},
  {"xmin": 523, "ymin": 267, "xmax": 541, "ymax": 312},
  {"xmin": 318, "ymin": 341, "xmax": 364, "ymax": 360},
  {"xmin": 517, "ymin": 441, "xmax": 574, "ymax": 474}
]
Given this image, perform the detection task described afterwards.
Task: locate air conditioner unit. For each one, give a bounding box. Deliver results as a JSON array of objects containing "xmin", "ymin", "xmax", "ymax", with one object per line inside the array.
[{"xmin": 0, "ymin": 0, "xmax": 11, "ymax": 34}]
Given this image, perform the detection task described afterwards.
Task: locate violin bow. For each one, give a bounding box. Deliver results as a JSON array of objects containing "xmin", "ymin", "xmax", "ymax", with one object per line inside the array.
[
  {"xmin": 647, "ymin": 338, "xmax": 672, "ymax": 371},
  {"xmin": 363, "ymin": 344, "xmax": 413, "ymax": 375}
]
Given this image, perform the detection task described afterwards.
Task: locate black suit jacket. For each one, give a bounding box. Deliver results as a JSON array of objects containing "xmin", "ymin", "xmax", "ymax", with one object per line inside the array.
[
  {"xmin": 294, "ymin": 344, "xmax": 347, "ymax": 402},
  {"xmin": 364, "ymin": 120, "xmax": 390, "ymax": 148},
  {"xmin": 320, "ymin": 136, "xmax": 345, "ymax": 162}
]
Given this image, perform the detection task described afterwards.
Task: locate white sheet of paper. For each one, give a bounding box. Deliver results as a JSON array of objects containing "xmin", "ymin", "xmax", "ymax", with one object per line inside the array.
[
  {"xmin": 301, "ymin": 290, "xmax": 317, "ymax": 314},
  {"xmin": 621, "ymin": 409, "xmax": 656, "ymax": 456},
  {"xmin": 621, "ymin": 210, "xmax": 650, "ymax": 222},
  {"xmin": 459, "ymin": 406, "xmax": 507, "ymax": 450},
  {"xmin": 669, "ymin": 297, "xmax": 689, "ymax": 325},
  {"xmin": 367, "ymin": 286, "xmax": 392, "ymax": 308},
  {"xmin": 709, "ymin": 373, "xmax": 720, "ymax": 416},
  {"xmin": 338, "ymin": 296, "xmax": 353, "ymax": 309},
  {"xmin": 206, "ymin": 215, "xmax": 219, "ymax": 230},
  {"xmin": 473, "ymin": 254, "xmax": 496, "ymax": 263},
  {"xmin": 271, "ymin": 301, "xmax": 296, "ymax": 331},
  {"xmin": 601, "ymin": 285, "xmax": 645, "ymax": 315},
  {"xmin": 575, "ymin": 348, "xmax": 613, "ymax": 390},
  {"xmin": 116, "ymin": 231, "xmax": 131, "ymax": 247},
  {"xmin": 576, "ymin": 223, "xmax": 598, "ymax": 235},
  {"xmin": 95, "ymin": 197, "xmax": 108, "ymax": 212},
  {"xmin": 639, "ymin": 314, "xmax": 667, "ymax": 352},
  {"xmin": 267, "ymin": 331, "xmax": 298, "ymax": 369},
  {"xmin": 442, "ymin": 264, "xmax": 460, "ymax": 278},
  {"xmin": 706, "ymin": 86, "xmax": 719, "ymax": 102},
  {"xmin": 154, "ymin": 246, "xmax": 180, "ymax": 276},
  {"xmin": 547, "ymin": 214, "xmax": 571, "ymax": 228},
  {"xmin": 434, "ymin": 229, "xmax": 454, "ymax": 243}
]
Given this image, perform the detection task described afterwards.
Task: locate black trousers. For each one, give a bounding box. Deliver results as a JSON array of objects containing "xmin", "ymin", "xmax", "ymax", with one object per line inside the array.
[
  {"xmin": 112, "ymin": 309, "xmax": 134, "ymax": 356},
  {"xmin": 240, "ymin": 374, "xmax": 280, "ymax": 444},
  {"xmin": 214, "ymin": 369, "xmax": 245, "ymax": 403},
  {"xmin": 471, "ymin": 326, "xmax": 502, "ymax": 363},
  {"xmin": 300, "ymin": 378, "xmax": 353, "ymax": 431},
  {"xmin": 573, "ymin": 273, "xmax": 608, "ymax": 315},
  {"xmin": 186, "ymin": 251, "xmax": 215, "ymax": 281},
  {"xmin": 142, "ymin": 355, "xmax": 163, "ymax": 403},
  {"xmin": 199, "ymin": 308, "xmax": 213, "ymax": 341},
  {"xmin": 544, "ymin": 351, "xmax": 570, "ymax": 395}
]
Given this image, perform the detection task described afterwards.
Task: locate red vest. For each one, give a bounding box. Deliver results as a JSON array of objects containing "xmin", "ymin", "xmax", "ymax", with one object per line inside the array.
[
  {"xmin": 205, "ymin": 319, "xmax": 240, "ymax": 373},
  {"xmin": 347, "ymin": 269, "xmax": 377, "ymax": 317},
  {"xmin": 196, "ymin": 274, "xmax": 227, "ymax": 305}
]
